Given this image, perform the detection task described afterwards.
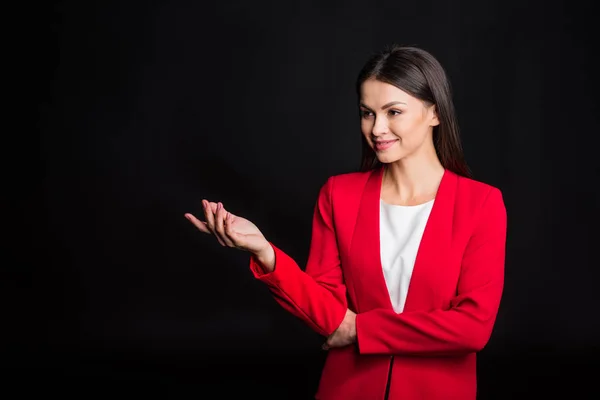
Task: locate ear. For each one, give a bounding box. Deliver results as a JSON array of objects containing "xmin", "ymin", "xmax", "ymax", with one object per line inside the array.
[{"xmin": 429, "ymin": 104, "xmax": 440, "ymax": 127}]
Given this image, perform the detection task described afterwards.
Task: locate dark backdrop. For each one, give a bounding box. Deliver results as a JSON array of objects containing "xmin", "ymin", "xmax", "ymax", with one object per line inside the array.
[{"xmin": 8, "ymin": 0, "xmax": 599, "ymax": 398}]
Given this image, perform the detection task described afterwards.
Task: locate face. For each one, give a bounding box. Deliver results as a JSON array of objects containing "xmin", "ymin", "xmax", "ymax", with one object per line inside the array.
[{"xmin": 360, "ymin": 78, "xmax": 439, "ymax": 164}]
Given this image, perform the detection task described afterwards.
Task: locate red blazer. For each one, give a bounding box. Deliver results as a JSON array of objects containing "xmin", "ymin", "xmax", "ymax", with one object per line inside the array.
[{"xmin": 249, "ymin": 166, "xmax": 507, "ymax": 400}]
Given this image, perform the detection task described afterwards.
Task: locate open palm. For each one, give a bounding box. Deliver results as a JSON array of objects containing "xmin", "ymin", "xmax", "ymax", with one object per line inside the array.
[{"xmin": 185, "ymin": 200, "xmax": 270, "ymax": 255}]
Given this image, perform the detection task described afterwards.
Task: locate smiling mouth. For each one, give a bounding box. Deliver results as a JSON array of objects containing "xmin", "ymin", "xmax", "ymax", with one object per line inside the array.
[{"xmin": 374, "ymin": 140, "xmax": 398, "ymax": 151}]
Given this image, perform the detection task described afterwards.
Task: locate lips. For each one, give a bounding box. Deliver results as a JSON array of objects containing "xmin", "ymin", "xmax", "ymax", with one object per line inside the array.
[{"xmin": 374, "ymin": 139, "xmax": 398, "ymax": 151}]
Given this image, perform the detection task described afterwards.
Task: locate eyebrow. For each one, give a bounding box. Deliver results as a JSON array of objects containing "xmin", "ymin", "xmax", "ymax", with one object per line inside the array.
[{"xmin": 359, "ymin": 101, "xmax": 407, "ymax": 110}]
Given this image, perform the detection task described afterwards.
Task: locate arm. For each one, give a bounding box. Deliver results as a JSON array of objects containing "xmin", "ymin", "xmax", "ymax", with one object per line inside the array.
[
  {"xmin": 248, "ymin": 177, "xmax": 347, "ymax": 337},
  {"xmin": 355, "ymin": 188, "xmax": 507, "ymax": 356}
]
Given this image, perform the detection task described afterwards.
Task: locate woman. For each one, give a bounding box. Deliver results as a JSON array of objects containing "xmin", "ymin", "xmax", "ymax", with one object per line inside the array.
[{"xmin": 185, "ymin": 45, "xmax": 507, "ymax": 400}]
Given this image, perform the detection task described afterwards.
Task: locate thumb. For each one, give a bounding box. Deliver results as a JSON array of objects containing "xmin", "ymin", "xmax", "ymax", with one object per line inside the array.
[
  {"xmin": 225, "ymin": 212, "xmax": 241, "ymax": 239},
  {"xmin": 226, "ymin": 217, "xmax": 251, "ymax": 251}
]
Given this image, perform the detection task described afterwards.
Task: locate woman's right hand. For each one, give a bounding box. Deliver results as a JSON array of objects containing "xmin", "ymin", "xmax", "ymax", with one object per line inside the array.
[{"xmin": 184, "ymin": 200, "xmax": 271, "ymax": 257}]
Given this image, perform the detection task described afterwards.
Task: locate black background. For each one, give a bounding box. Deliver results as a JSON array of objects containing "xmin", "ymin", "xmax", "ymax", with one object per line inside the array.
[{"xmin": 7, "ymin": 0, "xmax": 599, "ymax": 398}]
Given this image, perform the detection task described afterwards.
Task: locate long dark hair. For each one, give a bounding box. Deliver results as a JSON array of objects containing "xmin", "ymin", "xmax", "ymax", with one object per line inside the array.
[{"xmin": 356, "ymin": 45, "xmax": 471, "ymax": 178}]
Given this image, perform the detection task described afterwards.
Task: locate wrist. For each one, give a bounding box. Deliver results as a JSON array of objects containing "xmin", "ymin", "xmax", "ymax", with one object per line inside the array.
[
  {"xmin": 254, "ymin": 243, "xmax": 275, "ymax": 273},
  {"xmin": 254, "ymin": 241, "xmax": 271, "ymax": 258}
]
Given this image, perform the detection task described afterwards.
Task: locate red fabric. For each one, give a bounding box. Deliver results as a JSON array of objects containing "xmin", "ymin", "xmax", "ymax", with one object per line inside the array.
[{"xmin": 250, "ymin": 167, "xmax": 507, "ymax": 400}]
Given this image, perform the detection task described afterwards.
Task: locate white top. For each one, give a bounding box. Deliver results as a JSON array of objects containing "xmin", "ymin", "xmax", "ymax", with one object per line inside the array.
[{"xmin": 379, "ymin": 198, "xmax": 434, "ymax": 313}]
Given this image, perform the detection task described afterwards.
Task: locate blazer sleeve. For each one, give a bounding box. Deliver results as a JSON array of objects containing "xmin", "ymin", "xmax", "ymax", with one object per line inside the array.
[
  {"xmin": 355, "ymin": 187, "xmax": 507, "ymax": 356},
  {"xmin": 248, "ymin": 176, "xmax": 347, "ymax": 337}
]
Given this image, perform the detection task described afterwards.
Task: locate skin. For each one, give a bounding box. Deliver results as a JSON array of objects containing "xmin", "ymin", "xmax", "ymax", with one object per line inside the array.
[
  {"xmin": 185, "ymin": 77, "xmax": 446, "ymax": 351},
  {"xmin": 360, "ymin": 78, "xmax": 445, "ymax": 206}
]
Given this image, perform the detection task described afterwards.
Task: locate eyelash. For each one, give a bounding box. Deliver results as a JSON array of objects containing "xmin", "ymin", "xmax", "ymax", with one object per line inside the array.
[{"xmin": 361, "ymin": 109, "xmax": 402, "ymax": 118}]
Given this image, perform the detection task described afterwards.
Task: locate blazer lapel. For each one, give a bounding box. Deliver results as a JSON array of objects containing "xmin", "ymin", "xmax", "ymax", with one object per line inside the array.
[
  {"xmin": 349, "ymin": 166, "xmax": 392, "ymax": 312},
  {"xmin": 348, "ymin": 166, "xmax": 457, "ymax": 313},
  {"xmin": 403, "ymin": 169, "xmax": 457, "ymax": 312}
]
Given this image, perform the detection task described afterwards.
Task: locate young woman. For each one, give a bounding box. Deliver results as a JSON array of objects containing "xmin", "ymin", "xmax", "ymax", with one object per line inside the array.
[{"xmin": 185, "ymin": 45, "xmax": 507, "ymax": 400}]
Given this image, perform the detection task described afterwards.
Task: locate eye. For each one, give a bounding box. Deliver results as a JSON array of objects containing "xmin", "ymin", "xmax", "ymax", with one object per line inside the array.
[
  {"xmin": 361, "ymin": 110, "xmax": 374, "ymax": 119},
  {"xmin": 388, "ymin": 109, "xmax": 402, "ymax": 116}
]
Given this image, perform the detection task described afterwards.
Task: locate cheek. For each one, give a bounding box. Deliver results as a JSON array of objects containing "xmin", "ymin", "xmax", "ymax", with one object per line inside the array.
[
  {"xmin": 360, "ymin": 120, "xmax": 372, "ymax": 137},
  {"xmin": 391, "ymin": 118, "xmax": 423, "ymax": 140}
]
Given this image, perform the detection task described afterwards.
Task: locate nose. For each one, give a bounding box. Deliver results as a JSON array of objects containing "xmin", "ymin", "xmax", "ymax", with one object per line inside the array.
[{"xmin": 371, "ymin": 115, "xmax": 389, "ymax": 137}]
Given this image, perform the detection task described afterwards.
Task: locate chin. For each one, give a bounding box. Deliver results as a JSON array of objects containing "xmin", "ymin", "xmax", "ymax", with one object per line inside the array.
[{"xmin": 375, "ymin": 152, "xmax": 403, "ymax": 164}]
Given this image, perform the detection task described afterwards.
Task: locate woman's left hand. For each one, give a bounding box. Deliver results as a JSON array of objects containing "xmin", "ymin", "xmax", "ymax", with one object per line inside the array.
[{"xmin": 322, "ymin": 309, "xmax": 357, "ymax": 350}]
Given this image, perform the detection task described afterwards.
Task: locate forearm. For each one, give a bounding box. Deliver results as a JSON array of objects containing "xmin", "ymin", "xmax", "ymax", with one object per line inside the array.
[
  {"xmin": 250, "ymin": 243, "xmax": 347, "ymax": 336},
  {"xmin": 356, "ymin": 282, "xmax": 503, "ymax": 356}
]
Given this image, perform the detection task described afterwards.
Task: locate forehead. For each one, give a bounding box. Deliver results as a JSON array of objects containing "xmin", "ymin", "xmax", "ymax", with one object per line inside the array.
[{"xmin": 360, "ymin": 78, "xmax": 415, "ymax": 105}]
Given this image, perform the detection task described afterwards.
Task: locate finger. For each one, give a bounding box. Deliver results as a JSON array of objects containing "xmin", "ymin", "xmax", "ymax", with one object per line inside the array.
[
  {"xmin": 203, "ymin": 200, "xmax": 225, "ymax": 246},
  {"xmin": 215, "ymin": 203, "xmax": 235, "ymax": 247},
  {"xmin": 208, "ymin": 201, "xmax": 218, "ymax": 214},
  {"xmin": 184, "ymin": 213, "xmax": 211, "ymax": 234},
  {"xmin": 202, "ymin": 200, "xmax": 217, "ymax": 232},
  {"xmin": 325, "ymin": 333, "xmax": 338, "ymax": 348},
  {"xmin": 207, "ymin": 201, "xmax": 228, "ymax": 247},
  {"xmin": 220, "ymin": 206, "xmax": 237, "ymax": 247},
  {"xmin": 224, "ymin": 212, "xmax": 241, "ymax": 246}
]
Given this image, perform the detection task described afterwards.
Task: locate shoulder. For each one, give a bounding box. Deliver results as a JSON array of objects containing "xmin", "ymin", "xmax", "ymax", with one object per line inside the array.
[
  {"xmin": 328, "ymin": 169, "xmax": 372, "ymax": 188},
  {"xmin": 453, "ymin": 172, "xmax": 506, "ymax": 219},
  {"xmin": 455, "ymin": 173, "xmax": 502, "ymax": 198},
  {"xmin": 318, "ymin": 169, "xmax": 373, "ymax": 198},
  {"xmin": 314, "ymin": 169, "xmax": 372, "ymax": 205}
]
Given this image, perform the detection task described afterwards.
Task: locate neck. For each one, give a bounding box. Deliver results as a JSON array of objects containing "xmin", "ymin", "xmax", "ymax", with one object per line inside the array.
[{"xmin": 382, "ymin": 146, "xmax": 445, "ymax": 205}]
